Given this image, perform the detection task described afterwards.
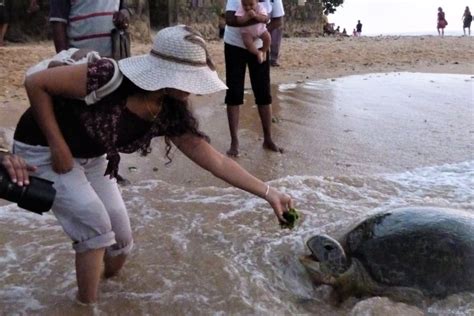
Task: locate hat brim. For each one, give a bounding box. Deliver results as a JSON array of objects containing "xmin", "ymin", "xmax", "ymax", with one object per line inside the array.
[{"xmin": 118, "ymin": 54, "xmax": 227, "ymax": 95}]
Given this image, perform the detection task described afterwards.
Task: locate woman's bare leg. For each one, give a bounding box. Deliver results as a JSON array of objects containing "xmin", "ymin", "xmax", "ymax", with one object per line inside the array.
[
  {"xmin": 75, "ymin": 248, "xmax": 105, "ymax": 304},
  {"xmin": 226, "ymin": 105, "xmax": 240, "ymax": 157},
  {"xmin": 103, "ymin": 254, "xmax": 127, "ymax": 278},
  {"xmin": 257, "ymin": 104, "xmax": 283, "ymax": 153}
]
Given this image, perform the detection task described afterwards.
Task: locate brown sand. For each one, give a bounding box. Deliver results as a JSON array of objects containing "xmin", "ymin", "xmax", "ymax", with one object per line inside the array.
[
  {"xmin": 0, "ymin": 36, "xmax": 473, "ymax": 187},
  {"xmin": 1, "ymin": 36, "xmax": 472, "ymax": 102}
]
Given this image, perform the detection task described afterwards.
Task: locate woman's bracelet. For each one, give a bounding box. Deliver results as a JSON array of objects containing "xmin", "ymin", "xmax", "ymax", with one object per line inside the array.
[{"xmin": 264, "ymin": 184, "xmax": 270, "ymax": 199}]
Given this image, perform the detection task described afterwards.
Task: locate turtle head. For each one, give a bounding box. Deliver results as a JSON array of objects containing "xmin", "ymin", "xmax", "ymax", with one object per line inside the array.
[
  {"xmin": 299, "ymin": 254, "xmax": 337, "ymax": 285},
  {"xmin": 305, "ymin": 234, "xmax": 350, "ymax": 277}
]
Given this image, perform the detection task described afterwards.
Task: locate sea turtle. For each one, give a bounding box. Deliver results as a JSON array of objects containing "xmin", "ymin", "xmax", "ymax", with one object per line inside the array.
[{"xmin": 299, "ymin": 207, "xmax": 474, "ymax": 304}]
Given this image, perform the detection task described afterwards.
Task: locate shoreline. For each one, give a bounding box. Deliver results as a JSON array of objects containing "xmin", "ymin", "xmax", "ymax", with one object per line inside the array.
[{"xmin": 1, "ymin": 36, "xmax": 473, "ymax": 187}]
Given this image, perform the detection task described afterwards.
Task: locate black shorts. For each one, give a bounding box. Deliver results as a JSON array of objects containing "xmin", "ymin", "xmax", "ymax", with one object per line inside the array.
[{"xmin": 224, "ymin": 43, "xmax": 272, "ymax": 106}]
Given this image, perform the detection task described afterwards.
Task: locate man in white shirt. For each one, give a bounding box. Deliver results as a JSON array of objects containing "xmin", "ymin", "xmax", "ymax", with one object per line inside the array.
[{"xmin": 224, "ymin": 0, "xmax": 284, "ymax": 157}]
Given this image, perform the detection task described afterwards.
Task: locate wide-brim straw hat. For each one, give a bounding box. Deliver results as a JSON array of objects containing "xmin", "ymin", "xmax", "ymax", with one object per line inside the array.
[{"xmin": 118, "ymin": 25, "xmax": 227, "ymax": 95}]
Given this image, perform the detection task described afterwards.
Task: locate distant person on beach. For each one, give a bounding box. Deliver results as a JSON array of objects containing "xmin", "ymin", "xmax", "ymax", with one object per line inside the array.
[
  {"xmin": 342, "ymin": 28, "xmax": 348, "ymax": 36},
  {"xmin": 235, "ymin": 0, "xmax": 271, "ymax": 64},
  {"xmin": 0, "ymin": 0, "xmax": 11, "ymax": 46},
  {"xmin": 356, "ymin": 20, "xmax": 362, "ymax": 36},
  {"xmin": 437, "ymin": 7, "xmax": 448, "ymax": 37},
  {"xmin": 352, "ymin": 28, "xmax": 357, "ymax": 36},
  {"xmin": 323, "ymin": 22, "xmax": 335, "ymax": 36},
  {"xmin": 269, "ymin": 18, "xmax": 284, "ymax": 67},
  {"xmin": 462, "ymin": 6, "xmax": 472, "ymax": 36},
  {"xmin": 49, "ymin": 0, "xmax": 131, "ymax": 57},
  {"xmin": 224, "ymin": 0, "xmax": 284, "ymax": 157},
  {"xmin": 12, "ymin": 25, "xmax": 294, "ymax": 304}
]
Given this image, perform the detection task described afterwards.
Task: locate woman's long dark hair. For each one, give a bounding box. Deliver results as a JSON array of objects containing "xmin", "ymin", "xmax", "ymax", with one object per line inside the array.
[
  {"xmin": 119, "ymin": 77, "xmax": 209, "ymax": 163},
  {"xmin": 157, "ymin": 94, "xmax": 210, "ymax": 163}
]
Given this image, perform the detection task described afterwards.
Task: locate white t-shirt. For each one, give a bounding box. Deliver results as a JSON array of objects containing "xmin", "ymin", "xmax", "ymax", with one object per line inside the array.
[{"xmin": 224, "ymin": 0, "xmax": 285, "ymax": 49}]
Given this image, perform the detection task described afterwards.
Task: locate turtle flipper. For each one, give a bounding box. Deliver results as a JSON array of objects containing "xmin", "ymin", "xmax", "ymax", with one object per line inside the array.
[{"xmin": 306, "ymin": 235, "xmax": 349, "ymax": 276}]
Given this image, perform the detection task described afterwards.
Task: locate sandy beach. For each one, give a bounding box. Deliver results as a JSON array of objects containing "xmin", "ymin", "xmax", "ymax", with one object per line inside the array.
[
  {"xmin": 0, "ymin": 35, "xmax": 473, "ymax": 186},
  {"xmin": 1, "ymin": 36, "xmax": 473, "ymax": 315},
  {"xmin": 1, "ymin": 36, "xmax": 473, "ymax": 99}
]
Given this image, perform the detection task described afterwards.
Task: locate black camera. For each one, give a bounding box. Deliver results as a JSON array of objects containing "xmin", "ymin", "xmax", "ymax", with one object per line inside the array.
[{"xmin": 0, "ymin": 166, "xmax": 56, "ymax": 215}]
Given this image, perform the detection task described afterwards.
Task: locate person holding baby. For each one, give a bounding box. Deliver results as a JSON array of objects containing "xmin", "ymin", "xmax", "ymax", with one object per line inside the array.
[{"xmin": 223, "ymin": 0, "xmax": 285, "ymax": 157}]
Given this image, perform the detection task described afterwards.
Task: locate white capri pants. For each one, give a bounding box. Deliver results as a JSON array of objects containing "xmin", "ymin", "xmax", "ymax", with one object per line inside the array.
[{"xmin": 13, "ymin": 141, "xmax": 133, "ymax": 256}]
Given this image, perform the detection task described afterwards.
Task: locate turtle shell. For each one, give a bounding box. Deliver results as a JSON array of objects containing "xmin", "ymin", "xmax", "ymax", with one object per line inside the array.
[{"xmin": 340, "ymin": 207, "xmax": 474, "ymax": 297}]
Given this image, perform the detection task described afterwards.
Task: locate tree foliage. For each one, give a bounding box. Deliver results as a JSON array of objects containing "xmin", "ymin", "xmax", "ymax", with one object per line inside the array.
[{"xmin": 322, "ymin": 0, "xmax": 344, "ymax": 15}]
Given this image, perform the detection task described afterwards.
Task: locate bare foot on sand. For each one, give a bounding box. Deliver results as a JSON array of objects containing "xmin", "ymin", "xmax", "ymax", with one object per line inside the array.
[{"xmin": 263, "ymin": 141, "xmax": 284, "ymax": 153}]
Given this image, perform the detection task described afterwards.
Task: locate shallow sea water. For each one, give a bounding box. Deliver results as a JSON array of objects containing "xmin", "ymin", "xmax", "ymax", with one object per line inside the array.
[{"xmin": 0, "ymin": 73, "xmax": 473, "ymax": 315}]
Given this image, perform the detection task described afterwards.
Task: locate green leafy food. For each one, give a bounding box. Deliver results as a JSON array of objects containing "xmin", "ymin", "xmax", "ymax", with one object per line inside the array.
[{"xmin": 280, "ymin": 208, "xmax": 300, "ymax": 230}]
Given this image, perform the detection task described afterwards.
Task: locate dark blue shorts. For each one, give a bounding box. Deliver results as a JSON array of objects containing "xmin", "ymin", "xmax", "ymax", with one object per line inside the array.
[{"xmin": 224, "ymin": 43, "xmax": 272, "ymax": 106}]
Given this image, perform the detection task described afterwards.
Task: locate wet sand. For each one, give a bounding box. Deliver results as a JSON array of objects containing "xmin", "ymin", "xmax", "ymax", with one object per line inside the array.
[
  {"xmin": 0, "ymin": 37, "xmax": 473, "ymax": 315},
  {"xmin": 0, "ymin": 36, "xmax": 473, "ymax": 187}
]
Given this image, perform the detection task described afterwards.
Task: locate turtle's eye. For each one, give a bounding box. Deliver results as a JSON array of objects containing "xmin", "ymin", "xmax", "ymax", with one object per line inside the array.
[{"xmin": 324, "ymin": 245, "xmax": 334, "ymax": 251}]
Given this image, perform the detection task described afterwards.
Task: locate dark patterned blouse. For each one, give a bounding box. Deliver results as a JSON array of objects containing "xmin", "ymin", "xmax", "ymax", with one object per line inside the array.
[{"xmin": 14, "ymin": 59, "xmax": 164, "ymax": 178}]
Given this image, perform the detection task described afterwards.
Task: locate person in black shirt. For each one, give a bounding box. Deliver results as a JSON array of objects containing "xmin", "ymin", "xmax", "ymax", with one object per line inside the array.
[{"xmin": 356, "ymin": 20, "xmax": 362, "ymax": 36}]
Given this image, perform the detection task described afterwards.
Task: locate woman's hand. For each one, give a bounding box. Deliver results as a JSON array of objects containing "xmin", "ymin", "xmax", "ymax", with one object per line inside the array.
[
  {"xmin": 265, "ymin": 187, "xmax": 294, "ymax": 224},
  {"xmin": 1, "ymin": 153, "xmax": 37, "ymax": 186},
  {"xmin": 50, "ymin": 142, "xmax": 74, "ymax": 174}
]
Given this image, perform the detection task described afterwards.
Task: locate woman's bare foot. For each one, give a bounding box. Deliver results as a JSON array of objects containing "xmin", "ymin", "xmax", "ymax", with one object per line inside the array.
[{"xmin": 263, "ymin": 141, "xmax": 284, "ymax": 153}]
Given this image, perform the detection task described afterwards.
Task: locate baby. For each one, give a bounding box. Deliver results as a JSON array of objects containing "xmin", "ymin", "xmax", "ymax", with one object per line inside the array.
[{"xmin": 235, "ymin": 0, "xmax": 271, "ymax": 63}]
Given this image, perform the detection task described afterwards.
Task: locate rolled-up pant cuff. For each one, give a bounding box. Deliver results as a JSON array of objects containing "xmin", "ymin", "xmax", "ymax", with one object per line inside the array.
[
  {"xmin": 106, "ymin": 239, "xmax": 134, "ymax": 257},
  {"xmin": 73, "ymin": 231, "xmax": 116, "ymax": 253}
]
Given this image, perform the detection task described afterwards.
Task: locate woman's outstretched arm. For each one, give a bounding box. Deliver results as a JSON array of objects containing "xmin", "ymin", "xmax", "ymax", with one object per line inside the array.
[{"xmin": 172, "ymin": 134, "xmax": 293, "ymax": 223}]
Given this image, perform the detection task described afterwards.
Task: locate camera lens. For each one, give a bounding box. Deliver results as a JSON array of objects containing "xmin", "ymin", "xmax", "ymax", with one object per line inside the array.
[
  {"xmin": 0, "ymin": 167, "xmax": 26, "ymax": 202},
  {"xmin": 0, "ymin": 167, "xmax": 56, "ymax": 214}
]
